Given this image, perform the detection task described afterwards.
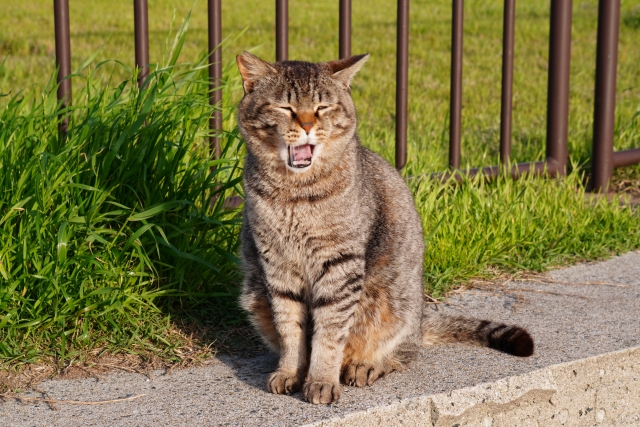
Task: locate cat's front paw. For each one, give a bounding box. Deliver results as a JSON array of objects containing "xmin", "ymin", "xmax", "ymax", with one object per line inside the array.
[
  {"xmin": 267, "ymin": 370, "xmax": 303, "ymax": 394},
  {"xmin": 303, "ymin": 380, "xmax": 341, "ymax": 404}
]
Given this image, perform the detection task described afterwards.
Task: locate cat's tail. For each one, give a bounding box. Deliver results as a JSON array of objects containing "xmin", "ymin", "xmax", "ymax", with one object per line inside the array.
[{"xmin": 421, "ymin": 313, "xmax": 534, "ymax": 357}]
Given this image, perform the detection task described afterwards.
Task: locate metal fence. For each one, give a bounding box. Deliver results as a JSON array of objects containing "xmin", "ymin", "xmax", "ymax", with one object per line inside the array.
[{"xmin": 52, "ymin": 0, "xmax": 640, "ymax": 192}]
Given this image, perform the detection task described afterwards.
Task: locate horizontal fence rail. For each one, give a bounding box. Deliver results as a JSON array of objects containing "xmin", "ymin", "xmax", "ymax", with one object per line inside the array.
[{"xmin": 50, "ymin": 0, "xmax": 639, "ymax": 191}]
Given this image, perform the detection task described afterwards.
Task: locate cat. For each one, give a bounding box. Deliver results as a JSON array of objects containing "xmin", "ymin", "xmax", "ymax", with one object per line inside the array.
[{"xmin": 236, "ymin": 51, "xmax": 534, "ymax": 405}]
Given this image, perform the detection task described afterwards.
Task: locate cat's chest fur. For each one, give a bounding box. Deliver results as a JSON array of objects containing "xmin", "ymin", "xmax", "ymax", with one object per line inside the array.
[{"xmin": 247, "ymin": 181, "xmax": 372, "ymax": 271}]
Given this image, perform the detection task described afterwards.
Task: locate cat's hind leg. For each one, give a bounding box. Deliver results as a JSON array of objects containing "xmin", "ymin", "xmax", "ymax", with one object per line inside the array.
[
  {"xmin": 341, "ymin": 359, "xmax": 395, "ymax": 387},
  {"xmin": 341, "ymin": 334, "xmax": 413, "ymax": 388},
  {"xmin": 340, "ymin": 284, "xmax": 420, "ymax": 388}
]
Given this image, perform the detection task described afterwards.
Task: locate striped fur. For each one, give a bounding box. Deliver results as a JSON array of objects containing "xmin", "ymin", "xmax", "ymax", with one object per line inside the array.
[{"xmin": 236, "ymin": 52, "xmax": 534, "ymax": 405}]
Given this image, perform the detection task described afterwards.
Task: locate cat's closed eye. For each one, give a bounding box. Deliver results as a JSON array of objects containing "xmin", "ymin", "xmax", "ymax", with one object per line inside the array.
[
  {"xmin": 315, "ymin": 105, "xmax": 330, "ymax": 116},
  {"xmin": 278, "ymin": 106, "xmax": 296, "ymax": 118}
]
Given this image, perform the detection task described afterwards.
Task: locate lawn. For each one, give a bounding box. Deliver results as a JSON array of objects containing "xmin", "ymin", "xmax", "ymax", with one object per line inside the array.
[
  {"xmin": 2, "ymin": 0, "xmax": 640, "ymax": 169},
  {"xmin": 0, "ymin": 0, "xmax": 639, "ymax": 372}
]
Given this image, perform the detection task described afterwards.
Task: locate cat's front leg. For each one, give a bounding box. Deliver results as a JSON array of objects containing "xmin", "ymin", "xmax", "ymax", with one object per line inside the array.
[
  {"xmin": 264, "ymin": 268, "xmax": 309, "ymax": 395},
  {"xmin": 304, "ymin": 254, "xmax": 365, "ymax": 404}
]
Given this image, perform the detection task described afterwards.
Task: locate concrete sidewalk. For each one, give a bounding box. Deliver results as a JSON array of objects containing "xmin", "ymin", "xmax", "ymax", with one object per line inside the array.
[{"xmin": 1, "ymin": 252, "xmax": 639, "ymax": 426}]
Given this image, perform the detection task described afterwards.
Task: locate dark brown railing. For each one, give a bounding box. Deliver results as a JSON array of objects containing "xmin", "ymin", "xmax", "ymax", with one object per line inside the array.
[
  {"xmin": 395, "ymin": 0, "xmax": 409, "ymax": 170},
  {"xmin": 339, "ymin": 0, "xmax": 352, "ymax": 59},
  {"xmin": 444, "ymin": 0, "xmax": 571, "ymax": 181},
  {"xmin": 208, "ymin": 0, "xmax": 223, "ymax": 158},
  {"xmin": 52, "ymin": 0, "xmax": 639, "ymax": 192},
  {"xmin": 53, "ymin": 0, "xmax": 71, "ymax": 135},
  {"xmin": 134, "ymin": 0, "xmax": 149, "ymax": 88},
  {"xmin": 591, "ymin": 0, "xmax": 640, "ymax": 191},
  {"xmin": 499, "ymin": 0, "xmax": 515, "ymax": 165},
  {"xmin": 449, "ymin": 0, "xmax": 464, "ymax": 170}
]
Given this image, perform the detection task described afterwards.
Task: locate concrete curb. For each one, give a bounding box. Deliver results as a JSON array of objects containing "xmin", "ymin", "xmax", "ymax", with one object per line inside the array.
[{"xmin": 308, "ymin": 347, "xmax": 640, "ymax": 427}]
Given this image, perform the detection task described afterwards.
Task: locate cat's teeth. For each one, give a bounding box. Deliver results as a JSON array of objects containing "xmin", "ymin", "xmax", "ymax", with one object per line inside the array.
[{"xmin": 288, "ymin": 144, "xmax": 314, "ymax": 168}]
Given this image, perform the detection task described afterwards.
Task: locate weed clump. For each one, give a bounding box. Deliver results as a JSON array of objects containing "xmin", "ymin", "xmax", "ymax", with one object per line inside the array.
[{"xmin": 0, "ymin": 54, "xmax": 244, "ymax": 365}]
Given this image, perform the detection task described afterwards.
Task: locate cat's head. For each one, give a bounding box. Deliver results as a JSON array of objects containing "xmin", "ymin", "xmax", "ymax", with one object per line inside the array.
[{"xmin": 236, "ymin": 52, "xmax": 368, "ymax": 176}]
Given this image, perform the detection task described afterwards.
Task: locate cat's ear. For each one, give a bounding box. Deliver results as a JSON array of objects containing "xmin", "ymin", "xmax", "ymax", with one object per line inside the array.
[
  {"xmin": 236, "ymin": 51, "xmax": 277, "ymax": 93},
  {"xmin": 326, "ymin": 54, "xmax": 370, "ymax": 87}
]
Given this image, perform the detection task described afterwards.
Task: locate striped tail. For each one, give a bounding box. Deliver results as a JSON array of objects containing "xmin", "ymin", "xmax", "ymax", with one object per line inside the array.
[{"xmin": 421, "ymin": 313, "xmax": 534, "ymax": 357}]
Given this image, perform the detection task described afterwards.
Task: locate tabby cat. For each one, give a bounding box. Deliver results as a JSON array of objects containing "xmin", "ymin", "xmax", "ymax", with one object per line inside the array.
[{"xmin": 236, "ymin": 51, "xmax": 534, "ymax": 405}]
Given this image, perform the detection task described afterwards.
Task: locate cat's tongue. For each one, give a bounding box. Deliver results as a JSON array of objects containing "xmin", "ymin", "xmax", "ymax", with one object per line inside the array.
[{"xmin": 289, "ymin": 144, "xmax": 313, "ymax": 168}]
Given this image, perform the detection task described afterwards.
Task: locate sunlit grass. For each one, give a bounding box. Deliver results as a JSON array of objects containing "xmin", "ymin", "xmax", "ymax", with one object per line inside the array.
[
  {"xmin": 411, "ymin": 170, "xmax": 640, "ymax": 297},
  {"xmin": 0, "ymin": 23, "xmax": 245, "ymax": 364},
  {"xmin": 2, "ymin": 0, "xmax": 639, "ymax": 172}
]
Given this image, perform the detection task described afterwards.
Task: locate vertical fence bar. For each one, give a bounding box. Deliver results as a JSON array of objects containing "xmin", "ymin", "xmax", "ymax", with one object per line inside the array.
[
  {"xmin": 395, "ymin": 0, "xmax": 409, "ymax": 170},
  {"xmin": 208, "ymin": 0, "xmax": 223, "ymax": 159},
  {"xmin": 591, "ymin": 0, "xmax": 620, "ymax": 192},
  {"xmin": 134, "ymin": 0, "xmax": 149, "ymax": 88},
  {"xmin": 339, "ymin": 0, "xmax": 352, "ymax": 59},
  {"xmin": 276, "ymin": 0, "xmax": 288, "ymax": 61},
  {"xmin": 449, "ymin": 0, "xmax": 463, "ymax": 170},
  {"xmin": 545, "ymin": 0, "xmax": 572, "ymax": 175},
  {"xmin": 54, "ymin": 0, "xmax": 72, "ymax": 135},
  {"xmin": 499, "ymin": 0, "xmax": 515, "ymax": 165}
]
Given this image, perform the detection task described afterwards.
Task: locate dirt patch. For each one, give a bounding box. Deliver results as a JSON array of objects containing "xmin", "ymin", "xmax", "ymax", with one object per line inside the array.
[{"xmin": 611, "ymin": 170, "xmax": 640, "ymax": 205}]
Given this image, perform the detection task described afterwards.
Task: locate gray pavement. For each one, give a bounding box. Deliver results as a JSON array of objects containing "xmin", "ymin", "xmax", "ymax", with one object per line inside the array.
[{"xmin": 1, "ymin": 251, "xmax": 639, "ymax": 426}]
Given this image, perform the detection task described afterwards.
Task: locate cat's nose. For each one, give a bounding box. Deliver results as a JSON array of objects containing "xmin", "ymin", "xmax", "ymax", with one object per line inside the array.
[{"xmin": 300, "ymin": 122, "xmax": 314, "ymax": 134}]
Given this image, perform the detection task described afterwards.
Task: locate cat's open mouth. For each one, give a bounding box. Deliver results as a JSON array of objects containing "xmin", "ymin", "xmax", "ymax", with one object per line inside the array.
[{"xmin": 288, "ymin": 144, "xmax": 316, "ymax": 169}]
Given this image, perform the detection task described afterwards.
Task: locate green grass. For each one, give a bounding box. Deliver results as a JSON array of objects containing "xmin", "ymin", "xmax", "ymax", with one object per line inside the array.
[
  {"xmin": 413, "ymin": 171, "xmax": 640, "ymax": 297},
  {"xmin": 0, "ymin": 23, "xmax": 245, "ymax": 365},
  {"xmin": 0, "ymin": 2, "xmax": 639, "ymax": 367},
  {"xmin": 2, "ymin": 0, "xmax": 639, "ymax": 171}
]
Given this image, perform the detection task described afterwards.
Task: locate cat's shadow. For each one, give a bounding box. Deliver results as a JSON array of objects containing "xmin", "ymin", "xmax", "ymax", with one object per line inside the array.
[{"xmin": 216, "ymin": 350, "xmax": 308, "ymax": 401}]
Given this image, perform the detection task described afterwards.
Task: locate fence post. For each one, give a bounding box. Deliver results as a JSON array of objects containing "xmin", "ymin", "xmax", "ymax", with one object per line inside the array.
[
  {"xmin": 591, "ymin": 0, "xmax": 620, "ymax": 192},
  {"xmin": 545, "ymin": 0, "xmax": 572, "ymax": 175},
  {"xmin": 339, "ymin": 0, "xmax": 352, "ymax": 59},
  {"xmin": 395, "ymin": 0, "xmax": 409, "ymax": 170},
  {"xmin": 499, "ymin": 0, "xmax": 515, "ymax": 166},
  {"xmin": 208, "ymin": 0, "xmax": 223, "ymax": 159},
  {"xmin": 54, "ymin": 0, "xmax": 72, "ymax": 136},
  {"xmin": 276, "ymin": 0, "xmax": 288, "ymax": 61},
  {"xmin": 449, "ymin": 0, "xmax": 463, "ymax": 170},
  {"xmin": 134, "ymin": 0, "xmax": 149, "ymax": 88}
]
